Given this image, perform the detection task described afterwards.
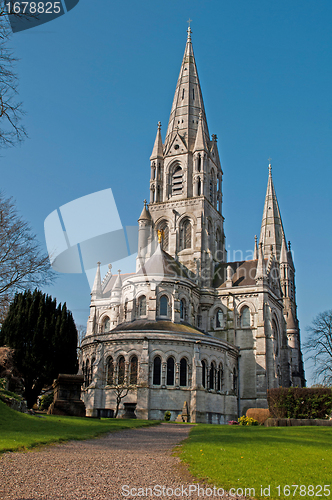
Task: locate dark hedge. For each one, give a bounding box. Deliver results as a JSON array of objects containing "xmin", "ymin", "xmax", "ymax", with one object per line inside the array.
[{"xmin": 267, "ymin": 387, "xmax": 332, "ymax": 419}]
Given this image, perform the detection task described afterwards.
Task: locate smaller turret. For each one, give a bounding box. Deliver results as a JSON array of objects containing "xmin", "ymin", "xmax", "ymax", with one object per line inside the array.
[
  {"xmin": 255, "ymin": 242, "xmax": 266, "ymax": 282},
  {"xmin": 91, "ymin": 262, "xmax": 102, "ymax": 299},
  {"xmin": 150, "ymin": 122, "xmax": 164, "ymax": 203},
  {"xmin": 136, "ymin": 200, "xmax": 154, "ymax": 272}
]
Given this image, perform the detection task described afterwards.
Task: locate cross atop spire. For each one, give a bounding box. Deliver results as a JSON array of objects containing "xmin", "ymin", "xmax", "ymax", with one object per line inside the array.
[{"xmin": 187, "ymin": 19, "xmax": 192, "ymax": 40}]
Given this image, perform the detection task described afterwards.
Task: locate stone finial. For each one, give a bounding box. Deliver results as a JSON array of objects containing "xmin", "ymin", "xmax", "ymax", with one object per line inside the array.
[
  {"xmin": 187, "ymin": 19, "xmax": 192, "ymax": 40},
  {"xmin": 157, "ymin": 121, "xmax": 161, "ymax": 130},
  {"xmin": 254, "ymin": 235, "xmax": 258, "ymax": 260}
]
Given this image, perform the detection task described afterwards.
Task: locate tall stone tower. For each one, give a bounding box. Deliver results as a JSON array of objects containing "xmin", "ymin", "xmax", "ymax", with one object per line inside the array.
[
  {"xmin": 139, "ymin": 27, "xmax": 225, "ymax": 285},
  {"xmin": 259, "ymin": 164, "xmax": 305, "ymax": 387}
]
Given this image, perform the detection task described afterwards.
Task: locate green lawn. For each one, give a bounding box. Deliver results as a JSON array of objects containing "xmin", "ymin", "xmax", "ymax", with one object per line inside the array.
[
  {"xmin": 0, "ymin": 400, "xmax": 159, "ymax": 453},
  {"xmin": 180, "ymin": 424, "xmax": 332, "ymax": 500}
]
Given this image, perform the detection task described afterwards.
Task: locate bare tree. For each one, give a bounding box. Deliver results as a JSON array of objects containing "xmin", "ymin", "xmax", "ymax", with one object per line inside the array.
[
  {"xmin": 0, "ymin": 5, "xmax": 27, "ymax": 148},
  {"xmin": 76, "ymin": 324, "xmax": 86, "ymax": 348},
  {"xmin": 0, "ymin": 192, "xmax": 55, "ymax": 321},
  {"xmin": 304, "ymin": 310, "xmax": 332, "ymax": 386},
  {"xmin": 113, "ymin": 382, "xmax": 136, "ymax": 418}
]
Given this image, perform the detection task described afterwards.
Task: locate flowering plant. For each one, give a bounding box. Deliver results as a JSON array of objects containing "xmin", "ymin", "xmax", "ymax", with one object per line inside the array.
[{"xmin": 238, "ymin": 416, "xmax": 259, "ymax": 426}]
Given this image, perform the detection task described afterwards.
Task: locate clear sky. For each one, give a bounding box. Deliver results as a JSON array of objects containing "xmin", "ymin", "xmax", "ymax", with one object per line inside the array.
[{"xmin": 2, "ymin": 0, "xmax": 332, "ymax": 385}]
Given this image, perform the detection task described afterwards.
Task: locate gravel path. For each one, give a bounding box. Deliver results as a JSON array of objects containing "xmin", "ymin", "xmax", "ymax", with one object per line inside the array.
[{"xmin": 0, "ymin": 423, "xmax": 244, "ymax": 500}]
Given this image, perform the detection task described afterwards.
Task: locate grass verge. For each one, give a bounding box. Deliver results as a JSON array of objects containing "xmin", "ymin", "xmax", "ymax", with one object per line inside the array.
[
  {"xmin": 180, "ymin": 424, "xmax": 332, "ymax": 500},
  {"xmin": 0, "ymin": 400, "xmax": 159, "ymax": 454}
]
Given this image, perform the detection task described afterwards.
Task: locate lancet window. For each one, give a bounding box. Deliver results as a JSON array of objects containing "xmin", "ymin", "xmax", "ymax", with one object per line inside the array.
[
  {"xmin": 166, "ymin": 357, "xmax": 175, "ymax": 386},
  {"xmin": 130, "ymin": 356, "xmax": 138, "ymax": 385},
  {"xmin": 180, "ymin": 219, "xmax": 191, "ymax": 250},
  {"xmin": 153, "ymin": 356, "xmax": 161, "ymax": 385},
  {"xmin": 138, "ymin": 295, "xmax": 147, "ymax": 317},
  {"xmin": 172, "ymin": 166, "xmax": 183, "ymax": 196},
  {"xmin": 106, "ymin": 357, "xmax": 114, "ymax": 385},
  {"xmin": 180, "ymin": 358, "xmax": 187, "ymax": 387},
  {"xmin": 241, "ymin": 306, "xmax": 251, "ymax": 328},
  {"xmin": 118, "ymin": 356, "xmax": 125, "ymax": 385}
]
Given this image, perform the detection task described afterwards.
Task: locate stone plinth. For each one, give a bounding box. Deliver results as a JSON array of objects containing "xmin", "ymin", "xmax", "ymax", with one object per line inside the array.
[{"xmin": 48, "ymin": 374, "xmax": 86, "ymax": 417}]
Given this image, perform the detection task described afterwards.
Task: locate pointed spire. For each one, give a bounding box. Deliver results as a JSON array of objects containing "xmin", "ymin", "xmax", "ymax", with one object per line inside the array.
[
  {"xmin": 91, "ymin": 262, "xmax": 102, "ymax": 298},
  {"xmin": 280, "ymin": 236, "xmax": 288, "ymax": 264},
  {"xmin": 253, "ymin": 235, "xmax": 258, "ymax": 260},
  {"xmin": 150, "ymin": 121, "xmax": 163, "ymax": 160},
  {"xmin": 255, "ymin": 242, "xmax": 266, "ymax": 281},
  {"xmin": 138, "ymin": 199, "xmax": 152, "ymax": 222},
  {"xmin": 113, "ymin": 269, "xmax": 122, "ymax": 290},
  {"xmin": 259, "ymin": 161, "xmax": 285, "ymax": 260},
  {"xmin": 164, "ymin": 27, "xmax": 209, "ymax": 152},
  {"xmin": 194, "ymin": 111, "xmax": 208, "ymax": 152}
]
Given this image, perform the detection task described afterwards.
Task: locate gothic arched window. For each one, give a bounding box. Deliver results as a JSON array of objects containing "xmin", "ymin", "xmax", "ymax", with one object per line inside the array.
[
  {"xmin": 180, "ymin": 298, "xmax": 186, "ymax": 321},
  {"xmin": 153, "ymin": 356, "xmax": 161, "ymax": 385},
  {"xmin": 197, "ymin": 153, "xmax": 201, "ymax": 172},
  {"xmin": 216, "ymin": 228, "xmax": 222, "ymax": 252},
  {"xmin": 180, "ymin": 219, "xmax": 191, "ymax": 250},
  {"xmin": 159, "ymin": 221, "xmax": 169, "ymax": 252},
  {"xmin": 217, "ymin": 363, "xmax": 223, "ymax": 392},
  {"xmin": 207, "ymin": 220, "xmax": 213, "ymax": 252},
  {"xmin": 103, "ymin": 316, "xmax": 110, "ymax": 332},
  {"xmin": 124, "ymin": 299, "xmax": 128, "ymax": 321},
  {"xmin": 138, "ymin": 295, "xmax": 147, "ymax": 317},
  {"xmin": 90, "ymin": 358, "xmax": 95, "ymax": 385},
  {"xmin": 241, "ymin": 306, "xmax": 251, "ymax": 328},
  {"xmin": 85, "ymin": 360, "xmax": 89, "ymax": 386},
  {"xmin": 106, "ymin": 357, "xmax": 114, "ymax": 385},
  {"xmin": 201, "ymin": 360, "xmax": 206, "ymax": 388},
  {"xmin": 172, "ymin": 166, "xmax": 183, "ymax": 196},
  {"xmin": 82, "ymin": 361, "xmax": 86, "ymax": 387},
  {"xmin": 210, "ymin": 170, "xmax": 215, "ymax": 204},
  {"xmin": 272, "ymin": 319, "xmax": 279, "ymax": 356},
  {"xmin": 209, "ymin": 362, "xmax": 215, "ymax": 390},
  {"xmin": 233, "ymin": 368, "xmax": 238, "ymax": 394},
  {"xmin": 118, "ymin": 356, "xmax": 125, "ymax": 385},
  {"xmin": 159, "ymin": 295, "xmax": 169, "ymax": 317},
  {"xmin": 130, "ymin": 356, "xmax": 138, "ymax": 385},
  {"xmin": 180, "ymin": 358, "xmax": 187, "ymax": 387},
  {"xmin": 166, "ymin": 357, "xmax": 175, "ymax": 386},
  {"xmin": 216, "ymin": 309, "xmax": 223, "ymax": 329},
  {"xmin": 197, "ymin": 176, "xmax": 201, "ymax": 196}
]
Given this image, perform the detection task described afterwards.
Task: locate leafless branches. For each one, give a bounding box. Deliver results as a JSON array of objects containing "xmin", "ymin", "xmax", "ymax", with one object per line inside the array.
[
  {"xmin": 304, "ymin": 310, "xmax": 332, "ymax": 386},
  {"xmin": 0, "ymin": 192, "xmax": 55, "ymax": 320},
  {"xmin": 0, "ymin": 4, "xmax": 27, "ymax": 148}
]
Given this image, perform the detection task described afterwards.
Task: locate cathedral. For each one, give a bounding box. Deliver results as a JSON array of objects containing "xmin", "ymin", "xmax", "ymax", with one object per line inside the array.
[{"xmin": 80, "ymin": 28, "xmax": 305, "ymax": 423}]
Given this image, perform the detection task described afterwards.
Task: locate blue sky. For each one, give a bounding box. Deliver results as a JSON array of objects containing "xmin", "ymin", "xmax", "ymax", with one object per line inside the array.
[{"xmin": 2, "ymin": 0, "xmax": 332, "ymax": 384}]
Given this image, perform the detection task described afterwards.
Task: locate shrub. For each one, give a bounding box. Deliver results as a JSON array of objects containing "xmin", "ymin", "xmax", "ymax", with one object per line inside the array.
[
  {"xmin": 246, "ymin": 408, "xmax": 271, "ymax": 425},
  {"xmin": 238, "ymin": 416, "xmax": 259, "ymax": 426},
  {"xmin": 267, "ymin": 388, "xmax": 332, "ymax": 419},
  {"xmin": 39, "ymin": 392, "xmax": 54, "ymax": 410},
  {"xmin": 228, "ymin": 420, "xmax": 239, "ymax": 425},
  {"xmin": 164, "ymin": 411, "xmax": 171, "ymax": 421}
]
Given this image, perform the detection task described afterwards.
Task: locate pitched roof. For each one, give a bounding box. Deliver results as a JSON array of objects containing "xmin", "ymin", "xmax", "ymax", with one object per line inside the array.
[
  {"xmin": 215, "ymin": 260, "xmax": 264, "ymax": 288},
  {"xmin": 137, "ymin": 244, "xmax": 192, "ymax": 280}
]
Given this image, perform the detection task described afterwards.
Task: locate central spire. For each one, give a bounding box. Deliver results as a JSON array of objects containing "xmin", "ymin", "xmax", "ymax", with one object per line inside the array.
[
  {"xmin": 259, "ymin": 162, "xmax": 285, "ymax": 260},
  {"xmin": 164, "ymin": 28, "xmax": 209, "ymax": 153}
]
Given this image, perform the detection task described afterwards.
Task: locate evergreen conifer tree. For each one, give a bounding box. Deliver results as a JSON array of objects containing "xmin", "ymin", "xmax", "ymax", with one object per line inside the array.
[{"xmin": 0, "ymin": 290, "xmax": 78, "ymax": 407}]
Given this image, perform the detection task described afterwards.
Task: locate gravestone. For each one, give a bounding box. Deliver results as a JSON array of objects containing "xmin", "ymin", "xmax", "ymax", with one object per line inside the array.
[{"xmin": 48, "ymin": 374, "xmax": 86, "ymax": 417}]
